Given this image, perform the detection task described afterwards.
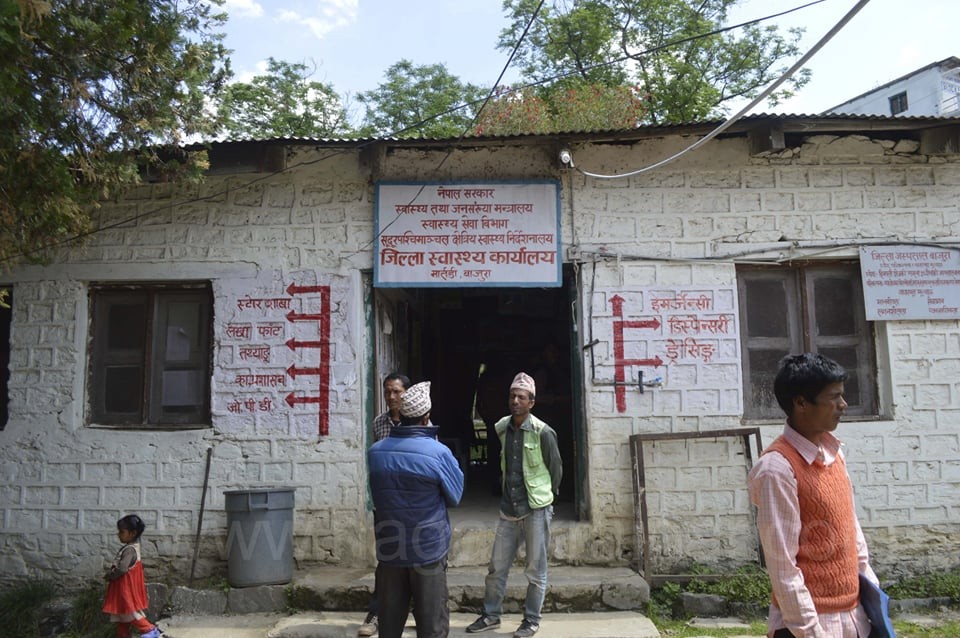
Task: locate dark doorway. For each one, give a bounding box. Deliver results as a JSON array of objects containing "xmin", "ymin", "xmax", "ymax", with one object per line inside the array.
[
  {"xmin": 371, "ymin": 269, "xmax": 581, "ymax": 518},
  {"xmin": 0, "ymin": 287, "xmax": 10, "ymax": 430}
]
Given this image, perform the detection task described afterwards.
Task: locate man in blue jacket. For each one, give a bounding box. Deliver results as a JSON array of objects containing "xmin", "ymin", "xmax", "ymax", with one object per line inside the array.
[{"xmin": 368, "ymin": 381, "xmax": 464, "ymax": 638}]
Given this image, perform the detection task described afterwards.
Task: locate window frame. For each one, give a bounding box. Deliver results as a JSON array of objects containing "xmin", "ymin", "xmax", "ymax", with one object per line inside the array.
[
  {"xmin": 88, "ymin": 282, "xmax": 213, "ymax": 429},
  {"xmin": 889, "ymin": 91, "xmax": 909, "ymax": 115},
  {"xmin": 737, "ymin": 261, "xmax": 878, "ymax": 421}
]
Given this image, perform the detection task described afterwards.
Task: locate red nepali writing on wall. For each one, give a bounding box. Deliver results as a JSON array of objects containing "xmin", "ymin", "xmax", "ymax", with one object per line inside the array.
[
  {"xmin": 609, "ymin": 291, "xmax": 736, "ymax": 413},
  {"xmin": 227, "ymin": 396, "xmax": 274, "ymax": 413},
  {"xmin": 227, "ymin": 283, "xmax": 332, "ymax": 436}
]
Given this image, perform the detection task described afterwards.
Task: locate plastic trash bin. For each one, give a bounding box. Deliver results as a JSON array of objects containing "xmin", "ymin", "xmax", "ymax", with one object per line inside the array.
[{"xmin": 224, "ymin": 488, "xmax": 295, "ymax": 587}]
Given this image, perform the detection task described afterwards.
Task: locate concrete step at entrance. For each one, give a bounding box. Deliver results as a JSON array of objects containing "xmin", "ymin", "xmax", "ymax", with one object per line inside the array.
[
  {"xmin": 288, "ymin": 565, "xmax": 651, "ymax": 614},
  {"xmin": 161, "ymin": 611, "xmax": 662, "ymax": 638},
  {"xmin": 445, "ymin": 497, "xmax": 580, "ymax": 567},
  {"xmin": 448, "ymin": 522, "xmax": 496, "ymax": 567}
]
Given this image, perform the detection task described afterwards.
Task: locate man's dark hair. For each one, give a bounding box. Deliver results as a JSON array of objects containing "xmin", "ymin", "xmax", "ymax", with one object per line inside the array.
[
  {"xmin": 383, "ymin": 372, "xmax": 411, "ymax": 390},
  {"xmin": 400, "ymin": 411, "xmax": 429, "ymax": 426},
  {"xmin": 773, "ymin": 353, "xmax": 848, "ymax": 416}
]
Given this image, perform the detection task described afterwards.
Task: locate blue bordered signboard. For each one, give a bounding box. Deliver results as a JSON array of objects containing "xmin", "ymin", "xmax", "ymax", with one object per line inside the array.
[{"xmin": 374, "ymin": 181, "xmax": 562, "ymax": 288}]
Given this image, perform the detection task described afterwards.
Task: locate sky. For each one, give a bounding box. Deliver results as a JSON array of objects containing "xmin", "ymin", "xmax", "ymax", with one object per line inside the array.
[{"xmin": 220, "ymin": 0, "xmax": 957, "ymax": 121}]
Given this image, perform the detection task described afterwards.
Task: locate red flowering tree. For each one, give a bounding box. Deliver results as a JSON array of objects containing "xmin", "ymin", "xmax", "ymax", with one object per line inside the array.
[{"xmin": 475, "ymin": 83, "xmax": 648, "ymax": 136}]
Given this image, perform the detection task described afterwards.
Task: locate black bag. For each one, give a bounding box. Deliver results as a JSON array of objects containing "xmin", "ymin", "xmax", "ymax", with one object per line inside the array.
[{"xmin": 859, "ymin": 573, "xmax": 896, "ymax": 638}]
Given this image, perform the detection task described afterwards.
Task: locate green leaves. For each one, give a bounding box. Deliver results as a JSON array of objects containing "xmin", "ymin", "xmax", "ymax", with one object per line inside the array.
[
  {"xmin": 0, "ymin": 0, "xmax": 230, "ymax": 265},
  {"xmin": 499, "ymin": 0, "xmax": 809, "ymax": 124},
  {"xmin": 217, "ymin": 58, "xmax": 349, "ymax": 140},
  {"xmin": 0, "ymin": 0, "xmax": 815, "ymax": 264},
  {"xmin": 886, "ymin": 568, "xmax": 960, "ymax": 600},
  {"xmin": 355, "ymin": 59, "xmax": 488, "ymax": 138}
]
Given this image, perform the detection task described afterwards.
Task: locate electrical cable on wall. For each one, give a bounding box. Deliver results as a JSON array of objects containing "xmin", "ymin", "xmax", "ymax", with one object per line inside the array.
[
  {"xmin": 572, "ymin": 238, "xmax": 959, "ymax": 267},
  {"xmin": 571, "ymin": 0, "xmax": 874, "ymax": 180}
]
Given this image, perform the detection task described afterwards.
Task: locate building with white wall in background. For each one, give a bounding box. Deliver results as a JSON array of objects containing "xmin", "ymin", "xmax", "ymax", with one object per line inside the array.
[{"xmin": 829, "ymin": 56, "xmax": 960, "ymax": 117}]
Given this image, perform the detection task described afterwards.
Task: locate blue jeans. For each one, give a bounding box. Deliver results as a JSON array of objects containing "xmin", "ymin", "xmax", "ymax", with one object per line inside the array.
[{"xmin": 482, "ymin": 506, "xmax": 552, "ymax": 624}]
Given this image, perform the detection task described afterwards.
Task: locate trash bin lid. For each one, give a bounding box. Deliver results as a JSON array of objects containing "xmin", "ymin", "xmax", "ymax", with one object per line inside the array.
[
  {"xmin": 223, "ymin": 487, "xmax": 295, "ymax": 495},
  {"xmin": 224, "ymin": 488, "xmax": 295, "ymax": 511}
]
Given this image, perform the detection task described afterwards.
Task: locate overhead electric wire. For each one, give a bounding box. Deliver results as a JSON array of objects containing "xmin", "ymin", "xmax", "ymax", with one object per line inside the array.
[
  {"xmin": 574, "ymin": 0, "xmax": 873, "ymax": 179},
  {"xmin": 341, "ymin": 0, "xmax": 830, "ymax": 143},
  {"xmin": 0, "ymin": 0, "xmax": 841, "ymax": 264},
  {"xmin": 351, "ymin": 0, "xmax": 549, "ymax": 255}
]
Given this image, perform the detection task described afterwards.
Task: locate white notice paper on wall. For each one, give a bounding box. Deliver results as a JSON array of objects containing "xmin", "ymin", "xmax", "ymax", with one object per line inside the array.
[{"xmin": 859, "ymin": 245, "xmax": 960, "ymax": 320}]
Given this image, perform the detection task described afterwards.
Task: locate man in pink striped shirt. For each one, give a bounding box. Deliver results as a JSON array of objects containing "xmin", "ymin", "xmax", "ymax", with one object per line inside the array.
[{"xmin": 748, "ymin": 353, "xmax": 880, "ymax": 638}]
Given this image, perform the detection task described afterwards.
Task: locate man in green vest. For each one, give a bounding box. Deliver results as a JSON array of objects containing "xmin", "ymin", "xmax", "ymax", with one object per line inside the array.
[{"xmin": 466, "ymin": 372, "xmax": 562, "ymax": 638}]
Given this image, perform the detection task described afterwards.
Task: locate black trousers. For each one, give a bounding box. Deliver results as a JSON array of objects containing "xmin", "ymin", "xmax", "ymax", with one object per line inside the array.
[{"xmin": 378, "ymin": 559, "xmax": 449, "ymax": 638}]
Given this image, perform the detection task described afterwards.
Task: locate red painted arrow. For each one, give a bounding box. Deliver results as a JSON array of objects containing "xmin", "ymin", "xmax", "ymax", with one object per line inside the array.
[
  {"xmin": 622, "ymin": 355, "xmax": 664, "ymax": 367},
  {"xmin": 286, "ymin": 338, "xmax": 327, "ymax": 350},
  {"xmin": 287, "ymin": 364, "xmax": 323, "ymax": 379},
  {"xmin": 621, "ymin": 317, "xmax": 661, "ymax": 330},
  {"xmin": 283, "ymin": 284, "xmax": 332, "ymax": 436},
  {"xmin": 610, "ymin": 294, "xmax": 626, "ymax": 316},
  {"xmin": 286, "ymin": 283, "xmax": 328, "ymax": 296},
  {"xmin": 610, "ymin": 297, "xmax": 661, "ymax": 331},
  {"xmin": 285, "ymin": 392, "xmax": 325, "ymax": 407},
  {"xmin": 610, "ymin": 294, "xmax": 666, "ymax": 412},
  {"xmin": 286, "ymin": 310, "xmax": 324, "ymax": 322}
]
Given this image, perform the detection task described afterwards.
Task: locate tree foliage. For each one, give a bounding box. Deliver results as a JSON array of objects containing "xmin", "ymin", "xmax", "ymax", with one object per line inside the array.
[
  {"xmin": 217, "ymin": 57, "xmax": 350, "ymax": 139},
  {"xmin": 0, "ymin": 0, "xmax": 230, "ymax": 264},
  {"xmin": 499, "ymin": 0, "xmax": 809, "ymax": 125},
  {"xmin": 476, "ymin": 83, "xmax": 647, "ymax": 136},
  {"xmin": 355, "ymin": 59, "xmax": 488, "ymax": 138}
]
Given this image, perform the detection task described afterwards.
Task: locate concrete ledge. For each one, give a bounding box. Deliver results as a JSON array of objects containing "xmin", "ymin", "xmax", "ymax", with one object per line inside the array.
[
  {"xmin": 230, "ymin": 585, "xmax": 290, "ymax": 613},
  {"xmin": 146, "ymin": 565, "xmax": 651, "ymax": 626},
  {"xmin": 890, "ymin": 597, "xmax": 955, "ymax": 613},
  {"xmin": 151, "ymin": 583, "xmax": 291, "ymax": 616},
  {"xmin": 287, "ymin": 567, "xmax": 373, "ymax": 611},
  {"xmin": 169, "ymin": 586, "xmax": 228, "ymax": 615}
]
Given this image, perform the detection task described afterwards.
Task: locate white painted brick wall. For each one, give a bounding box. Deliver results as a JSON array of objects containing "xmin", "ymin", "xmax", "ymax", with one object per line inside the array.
[
  {"xmin": 1, "ymin": 133, "xmax": 958, "ymax": 583},
  {"xmin": 575, "ymin": 132, "xmax": 959, "ymax": 573},
  {"xmin": 0, "ymin": 153, "xmax": 379, "ymax": 583},
  {"xmin": 629, "ymin": 435, "xmax": 758, "ymax": 573}
]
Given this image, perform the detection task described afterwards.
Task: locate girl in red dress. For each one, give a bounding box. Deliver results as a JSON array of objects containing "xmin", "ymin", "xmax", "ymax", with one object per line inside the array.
[{"xmin": 102, "ymin": 514, "xmax": 163, "ymax": 638}]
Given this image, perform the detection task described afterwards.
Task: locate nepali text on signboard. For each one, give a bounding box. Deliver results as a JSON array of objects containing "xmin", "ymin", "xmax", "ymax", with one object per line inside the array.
[
  {"xmin": 374, "ymin": 181, "xmax": 561, "ymax": 287},
  {"xmin": 859, "ymin": 245, "xmax": 960, "ymax": 320}
]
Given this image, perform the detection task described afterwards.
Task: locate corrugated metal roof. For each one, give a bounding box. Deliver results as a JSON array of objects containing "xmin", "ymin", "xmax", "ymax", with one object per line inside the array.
[{"xmin": 190, "ymin": 112, "xmax": 960, "ymax": 148}]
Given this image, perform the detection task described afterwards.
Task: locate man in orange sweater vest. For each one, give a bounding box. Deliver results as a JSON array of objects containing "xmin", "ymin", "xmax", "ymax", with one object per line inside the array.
[{"xmin": 748, "ymin": 353, "xmax": 880, "ymax": 638}]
